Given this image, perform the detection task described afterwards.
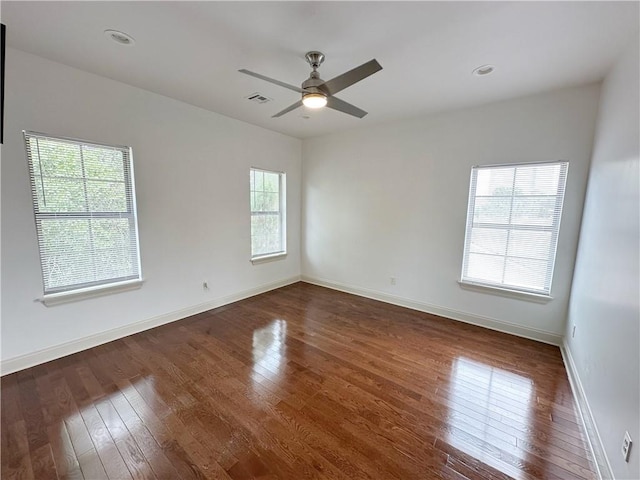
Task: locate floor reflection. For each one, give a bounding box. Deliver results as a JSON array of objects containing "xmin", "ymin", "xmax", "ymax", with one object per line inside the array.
[
  {"xmin": 251, "ymin": 319, "xmax": 287, "ymax": 384},
  {"xmin": 57, "ymin": 377, "xmax": 153, "ymax": 478},
  {"xmin": 446, "ymin": 357, "xmax": 533, "ymax": 479}
]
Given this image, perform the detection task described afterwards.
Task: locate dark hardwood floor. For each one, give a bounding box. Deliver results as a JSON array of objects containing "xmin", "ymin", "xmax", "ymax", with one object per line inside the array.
[{"xmin": 1, "ymin": 282, "xmax": 596, "ymax": 479}]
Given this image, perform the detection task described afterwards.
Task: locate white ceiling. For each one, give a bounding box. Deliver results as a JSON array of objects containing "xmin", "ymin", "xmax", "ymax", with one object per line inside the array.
[{"xmin": 2, "ymin": 1, "xmax": 638, "ymax": 139}]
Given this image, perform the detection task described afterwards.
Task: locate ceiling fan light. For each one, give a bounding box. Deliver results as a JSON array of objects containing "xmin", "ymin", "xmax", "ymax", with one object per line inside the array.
[{"xmin": 302, "ymin": 93, "xmax": 327, "ymax": 109}]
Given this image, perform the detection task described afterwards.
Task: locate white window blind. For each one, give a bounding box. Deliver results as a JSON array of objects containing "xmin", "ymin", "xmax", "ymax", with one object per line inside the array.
[
  {"xmin": 24, "ymin": 131, "xmax": 142, "ymax": 296},
  {"xmin": 250, "ymin": 168, "xmax": 286, "ymax": 259},
  {"xmin": 461, "ymin": 161, "xmax": 568, "ymax": 296}
]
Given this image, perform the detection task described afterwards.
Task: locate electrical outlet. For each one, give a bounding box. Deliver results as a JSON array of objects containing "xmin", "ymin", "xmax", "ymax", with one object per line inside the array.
[
  {"xmin": 202, "ymin": 281, "xmax": 209, "ymax": 290},
  {"xmin": 390, "ymin": 277, "xmax": 396, "ymax": 285},
  {"xmin": 622, "ymin": 431, "xmax": 632, "ymax": 462}
]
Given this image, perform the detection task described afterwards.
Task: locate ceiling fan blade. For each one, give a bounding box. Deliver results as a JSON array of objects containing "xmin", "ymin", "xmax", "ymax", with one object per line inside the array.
[
  {"xmin": 238, "ymin": 69, "xmax": 305, "ymax": 94},
  {"xmin": 326, "ymin": 96, "xmax": 368, "ymax": 118},
  {"xmin": 272, "ymin": 100, "xmax": 304, "ymax": 118},
  {"xmin": 319, "ymin": 59, "xmax": 382, "ymax": 96}
]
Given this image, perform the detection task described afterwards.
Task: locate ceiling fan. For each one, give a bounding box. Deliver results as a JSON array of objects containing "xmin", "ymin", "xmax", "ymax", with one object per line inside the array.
[{"xmin": 239, "ymin": 51, "xmax": 382, "ymax": 118}]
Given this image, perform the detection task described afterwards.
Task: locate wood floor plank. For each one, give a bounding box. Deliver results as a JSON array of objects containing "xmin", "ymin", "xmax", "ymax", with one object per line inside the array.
[
  {"xmin": 29, "ymin": 444, "xmax": 58, "ymax": 479},
  {"xmin": 131, "ymin": 376, "xmax": 232, "ymax": 480},
  {"xmin": 2, "ymin": 420, "xmax": 35, "ymax": 480},
  {"xmin": 46, "ymin": 422, "xmax": 84, "ymax": 480},
  {"xmin": 16, "ymin": 371, "xmax": 49, "ymax": 455},
  {"xmin": 1, "ymin": 282, "xmax": 597, "ymax": 479},
  {"xmin": 93, "ymin": 398, "xmax": 158, "ymax": 480},
  {"xmin": 79, "ymin": 403, "xmax": 133, "ymax": 480}
]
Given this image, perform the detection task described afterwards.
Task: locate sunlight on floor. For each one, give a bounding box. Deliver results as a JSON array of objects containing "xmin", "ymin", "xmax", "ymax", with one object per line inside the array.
[
  {"xmin": 446, "ymin": 356, "xmax": 533, "ymax": 479},
  {"xmin": 251, "ymin": 319, "xmax": 288, "ymax": 385}
]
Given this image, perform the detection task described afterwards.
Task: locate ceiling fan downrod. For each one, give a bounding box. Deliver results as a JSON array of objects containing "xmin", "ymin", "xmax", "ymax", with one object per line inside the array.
[{"xmin": 305, "ymin": 51, "xmax": 325, "ymax": 72}]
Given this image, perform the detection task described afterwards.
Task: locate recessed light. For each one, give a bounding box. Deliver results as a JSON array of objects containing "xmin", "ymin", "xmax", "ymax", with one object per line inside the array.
[
  {"xmin": 104, "ymin": 29, "xmax": 135, "ymax": 46},
  {"xmin": 472, "ymin": 64, "xmax": 495, "ymax": 76}
]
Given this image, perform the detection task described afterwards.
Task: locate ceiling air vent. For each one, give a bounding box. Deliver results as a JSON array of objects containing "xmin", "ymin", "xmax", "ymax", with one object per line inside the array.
[{"xmin": 245, "ymin": 93, "xmax": 272, "ymax": 104}]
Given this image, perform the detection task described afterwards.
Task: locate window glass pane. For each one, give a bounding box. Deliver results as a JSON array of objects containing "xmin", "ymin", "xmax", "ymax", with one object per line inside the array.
[
  {"xmin": 466, "ymin": 253, "xmax": 505, "ymax": 283},
  {"xmin": 250, "ymin": 168, "xmax": 284, "ymax": 258},
  {"xmin": 24, "ymin": 132, "xmax": 141, "ymax": 295},
  {"xmin": 39, "ymin": 218, "xmax": 92, "ymax": 290},
  {"xmin": 29, "ymin": 138, "xmax": 42, "ymax": 176},
  {"xmin": 504, "ymin": 258, "xmax": 548, "ymax": 290},
  {"xmin": 263, "ymin": 192, "xmax": 279, "ymax": 212},
  {"xmin": 252, "ymin": 215, "xmax": 280, "ymax": 242},
  {"xmin": 93, "ymin": 218, "xmax": 135, "ymax": 280},
  {"xmin": 511, "ymin": 197, "xmax": 556, "ymax": 226},
  {"xmin": 252, "ymin": 235, "xmax": 268, "ymax": 256},
  {"xmin": 254, "ymin": 170, "xmax": 264, "ymax": 191},
  {"xmin": 82, "ymin": 146, "xmax": 125, "ymax": 181},
  {"xmin": 34, "ymin": 177, "xmax": 45, "ymax": 209},
  {"xmin": 469, "ymin": 228, "xmax": 508, "ymax": 256},
  {"xmin": 514, "ymin": 164, "xmax": 561, "ymax": 195},
  {"xmin": 473, "ymin": 197, "xmax": 512, "ymax": 224},
  {"xmin": 264, "ymin": 172, "xmax": 279, "ymax": 192},
  {"xmin": 39, "ymin": 177, "xmax": 87, "ymax": 213},
  {"xmin": 263, "ymin": 214, "xmax": 280, "ymax": 236},
  {"xmin": 251, "ymin": 214, "xmax": 265, "ymax": 233},
  {"xmin": 266, "ymin": 234, "xmax": 281, "ymax": 253},
  {"xmin": 475, "ymin": 168, "xmax": 514, "ymax": 196},
  {"xmin": 38, "ymin": 139, "xmax": 83, "ymax": 177},
  {"xmin": 507, "ymin": 231, "xmax": 552, "ymax": 260},
  {"xmin": 87, "ymin": 180, "xmax": 127, "ymax": 212},
  {"xmin": 461, "ymin": 161, "xmax": 567, "ymax": 295},
  {"xmin": 253, "ymin": 192, "xmax": 265, "ymax": 211}
]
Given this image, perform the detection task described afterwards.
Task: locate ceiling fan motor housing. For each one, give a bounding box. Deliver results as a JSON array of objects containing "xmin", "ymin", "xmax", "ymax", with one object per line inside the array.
[{"xmin": 302, "ymin": 76, "xmax": 326, "ymax": 95}]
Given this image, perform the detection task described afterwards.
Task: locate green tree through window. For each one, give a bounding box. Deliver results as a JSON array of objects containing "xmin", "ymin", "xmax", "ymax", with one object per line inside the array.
[
  {"xmin": 461, "ymin": 161, "xmax": 568, "ymax": 295},
  {"xmin": 24, "ymin": 131, "xmax": 141, "ymax": 296},
  {"xmin": 250, "ymin": 168, "xmax": 286, "ymax": 259}
]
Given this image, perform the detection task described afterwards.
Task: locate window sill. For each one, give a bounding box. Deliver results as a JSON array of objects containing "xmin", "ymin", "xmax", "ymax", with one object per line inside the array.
[
  {"xmin": 40, "ymin": 279, "xmax": 144, "ymax": 307},
  {"xmin": 251, "ymin": 252, "xmax": 287, "ymax": 264},
  {"xmin": 458, "ymin": 280, "xmax": 553, "ymax": 304}
]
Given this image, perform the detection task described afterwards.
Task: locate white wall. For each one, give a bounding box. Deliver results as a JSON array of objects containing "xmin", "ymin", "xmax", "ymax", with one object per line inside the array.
[
  {"xmin": 565, "ymin": 35, "xmax": 639, "ymax": 480},
  {"xmin": 1, "ymin": 49, "xmax": 302, "ymax": 369},
  {"xmin": 302, "ymin": 84, "xmax": 601, "ymax": 343}
]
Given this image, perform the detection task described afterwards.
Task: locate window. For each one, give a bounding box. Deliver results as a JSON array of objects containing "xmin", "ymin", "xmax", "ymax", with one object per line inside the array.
[
  {"xmin": 23, "ymin": 131, "xmax": 142, "ymax": 300},
  {"xmin": 250, "ymin": 168, "xmax": 286, "ymax": 260},
  {"xmin": 461, "ymin": 161, "xmax": 568, "ymax": 297}
]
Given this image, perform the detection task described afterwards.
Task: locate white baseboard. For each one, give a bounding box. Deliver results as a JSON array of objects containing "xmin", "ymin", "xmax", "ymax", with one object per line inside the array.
[
  {"xmin": 1, "ymin": 276, "xmax": 301, "ymax": 376},
  {"xmin": 561, "ymin": 342, "xmax": 613, "ymax": 480},
  {"xmin": 301, "ymin": 275, "xmax": 563, "ymax": 346}
]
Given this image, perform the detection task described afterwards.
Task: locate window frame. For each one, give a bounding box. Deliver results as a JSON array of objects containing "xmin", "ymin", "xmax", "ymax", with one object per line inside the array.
[
  {"xmin": 460, "ymin": 160, "xmax": 568, "ymax": 299},
  {"xmin": 250, "ymin": 167, "xmax": 286, "ymax": 262},
  {"xmin": 23, "ymin": 131, "xmax": 143, "ymax": 304}
]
